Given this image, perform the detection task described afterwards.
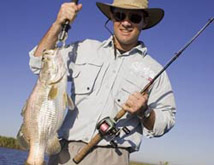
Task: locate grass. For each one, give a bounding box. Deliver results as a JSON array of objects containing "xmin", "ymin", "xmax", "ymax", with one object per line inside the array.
[
  {"xmin": 130, "ymin": 161, "xmax": 154, "ymax": 165},
  {"xmin": 130, "ymin": 162, "xmax": 154, "ymax": 165},
  {"xmin": 130, "ymin": 161, "xmax": 169, "ymax": 165}
]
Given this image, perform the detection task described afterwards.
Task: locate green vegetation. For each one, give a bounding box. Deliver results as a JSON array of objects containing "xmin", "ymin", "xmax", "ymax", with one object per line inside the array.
[
  {"xmin": 130, "ymin": 161, "xmax": 169, "ymax": 165},
  {"xmin": 0, "ymin": 136, "xmax": 169, "ymax": 165},
  {"xmin": 0, "ymin": 135, "xmax": 21, "ymax": 149},
  {"xmin": 130, "ymin": 161, "xmax": 154, "ymax": 165}
]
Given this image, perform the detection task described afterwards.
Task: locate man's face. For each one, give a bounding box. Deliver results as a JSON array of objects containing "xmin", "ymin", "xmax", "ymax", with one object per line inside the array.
[{"xmin": 111, "ymin": 8, "xmax": 145, "ymax": 50}]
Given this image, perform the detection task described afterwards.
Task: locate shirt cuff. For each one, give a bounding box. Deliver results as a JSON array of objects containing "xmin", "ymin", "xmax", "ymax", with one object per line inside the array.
[
  {"xmin": 29, "ymin": 46, "xmax": 42, "ymax": 74},
  {"xmin": 143, "ymin": 108, "xmax": 174, "ymax": 138}
]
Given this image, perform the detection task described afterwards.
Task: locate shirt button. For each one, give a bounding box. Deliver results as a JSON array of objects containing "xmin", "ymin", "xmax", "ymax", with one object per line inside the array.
[
  {"xmin": 87, "ymin": 87, "xmax": 90, "ymax": 90},
  {"xmin": 117, "ymin": 99, "xmax": 121, "ymax": 102}
]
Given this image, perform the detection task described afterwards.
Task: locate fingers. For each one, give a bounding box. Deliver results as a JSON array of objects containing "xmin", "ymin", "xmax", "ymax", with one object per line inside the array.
[
  {"xmin": 122, "ymin": 92, "xmax": 148, "ymax": 114},
  {"xmin": 55, "ymin": 2, "xmax": 82, "ymax": 26},
  {"xmin": 132, "ymin": 92, "xmax": 148, "ymax": 100}
]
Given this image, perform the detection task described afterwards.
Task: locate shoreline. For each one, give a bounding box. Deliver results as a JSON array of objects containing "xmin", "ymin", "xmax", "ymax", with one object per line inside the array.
[
  {"xmin": 0, "ymin": 135, "xmax": 155, "ymax": 165},
  {"xmin": 0, "ymin": 135, "xmax": 22, "ymax": 150}
]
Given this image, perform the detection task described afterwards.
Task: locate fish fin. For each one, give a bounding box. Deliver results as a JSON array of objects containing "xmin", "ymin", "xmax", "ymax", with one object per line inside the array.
[
  {"xmin": 16, "ymin": 124, "xmax": 29, "ymax": 150},
  {"xmin": 67, "ymin": 94, "xmax": 75, "ymax": 110},
  {"xmin": 48, "ymin": 86, "xmax": 58, "ymax": 100},
  {"xmin": 63, "ymin": 93, "xmax": 67, "ymax": 109},
  {"xmin": 21, "ymin": 100, "xmax": 28, "ymax": 116},
  {"xmin": 46, "ymin": 135, "xmax": 61, "ymax": 155},
  {"xmin": 18, "ymin": 101, "xmax": 29, "ymax": 149}
]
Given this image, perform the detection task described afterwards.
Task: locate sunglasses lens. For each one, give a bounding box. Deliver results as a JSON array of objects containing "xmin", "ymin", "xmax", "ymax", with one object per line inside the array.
[
  {"xmin": 113, "ymin": 12, "xmax": 126, "ymax": 22},
  {"xmin": 113, "ymin": 11, "xmax": 143, "ymax": 24},
  {"xmin": 130, "ymin": 14, "xmax": 142, "ymax": 24}
]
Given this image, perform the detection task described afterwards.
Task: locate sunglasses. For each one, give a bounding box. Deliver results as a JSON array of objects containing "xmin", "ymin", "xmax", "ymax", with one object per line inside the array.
[{"xmin": 112, "ymin": 11, "xmax": 143, "ymax": 24}]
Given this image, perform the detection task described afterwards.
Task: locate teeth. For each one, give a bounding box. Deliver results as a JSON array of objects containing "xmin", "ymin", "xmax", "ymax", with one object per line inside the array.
[{"xmin": 121, "ymin": 29, "xmax": 132, "ymax": 33}]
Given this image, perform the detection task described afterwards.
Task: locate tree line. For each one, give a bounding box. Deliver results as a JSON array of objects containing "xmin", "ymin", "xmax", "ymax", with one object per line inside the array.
[{"xmin": 0, "ymin": 135, "xmax": 22, "ymax": 149}]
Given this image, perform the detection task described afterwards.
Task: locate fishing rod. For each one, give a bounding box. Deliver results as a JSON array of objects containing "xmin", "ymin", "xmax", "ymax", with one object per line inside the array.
[
  {"xmin": 115, "ymin": 17, "xmax": 214, "ymax": 121},
  {"xmin": 73, "ymin": 17, "xmax": 214, "ymax": 164},
  {"xmin": 58, "ymin": 0, "xmax": 79, "ymax": 42}
]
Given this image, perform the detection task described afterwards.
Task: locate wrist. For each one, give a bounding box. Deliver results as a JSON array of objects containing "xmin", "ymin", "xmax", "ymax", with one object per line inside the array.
[
  {"xmin": 51, "ymin": 21, "xmax": 63, "ymax": 33},
  {"xmin": 137, "ymin": 107, "xmax": 152, "ymax": 120}
]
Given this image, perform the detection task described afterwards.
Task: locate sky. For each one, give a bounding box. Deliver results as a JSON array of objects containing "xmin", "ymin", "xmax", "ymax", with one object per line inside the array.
[{"xmin": 0, "ymin": 0, "xmax": 214, "ymax": 164}]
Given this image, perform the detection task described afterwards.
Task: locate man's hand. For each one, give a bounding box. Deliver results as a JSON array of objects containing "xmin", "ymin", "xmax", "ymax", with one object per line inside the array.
[
  {"xmin": 122, "ymin": 92, "xmax": 155, "ymax": 130},
  {"xmin": 122, "ymin": 92, "xmax": 148, "ymax": 116},
  {"xmin": 55, "ymin": 2, "xmax": 82, "ymax": 27}
]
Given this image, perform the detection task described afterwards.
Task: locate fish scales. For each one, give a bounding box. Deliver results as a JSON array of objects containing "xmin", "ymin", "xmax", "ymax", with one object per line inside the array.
[{"xmin": 17, "ymin": 48, "xmax": 74, "ymax": 165}]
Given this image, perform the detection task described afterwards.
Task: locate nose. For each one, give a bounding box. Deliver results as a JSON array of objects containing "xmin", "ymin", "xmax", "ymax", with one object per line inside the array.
[{"xmin": 121, "ymin": 18, "xmax": 132, "ymax": 27}]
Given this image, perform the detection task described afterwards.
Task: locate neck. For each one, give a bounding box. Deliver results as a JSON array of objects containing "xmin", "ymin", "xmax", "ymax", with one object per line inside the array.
[{"xmin": 113, "ymin": 36, "xmax": 138, "ymax": 52}]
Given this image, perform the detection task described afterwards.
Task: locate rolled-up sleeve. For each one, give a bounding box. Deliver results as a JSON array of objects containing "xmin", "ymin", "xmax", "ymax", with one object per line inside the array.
[
  {"xmin": 29, "ymin": 46, "xmax": 42, "ymax": 74},
  {"xmin": 143, "ymin": 71, "xmax": 176, "ymax": 138},
  {"xmin": 28, "ymin": 42, "xmax": 78, "ymax": 75}
]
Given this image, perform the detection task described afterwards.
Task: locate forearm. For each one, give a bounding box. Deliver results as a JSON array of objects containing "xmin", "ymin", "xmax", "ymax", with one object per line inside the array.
[
  {"xmin": 33, "ymin": 2, "xmax": 82, "ymax": 57},
  {"xmin": 142, "ymin": 108, "xmax": 176, "ymax": 138},
  {"xmin": 141, "ymin": 109, "xmax": 155, "ymax": 130},
  {"xmin": 34, "ymin": 22, "xmax": 61, "ymax": 57}
]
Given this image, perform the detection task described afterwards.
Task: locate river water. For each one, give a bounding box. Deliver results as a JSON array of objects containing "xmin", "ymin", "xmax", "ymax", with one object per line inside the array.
[{"xmin": 0, "ymin": 147, "xmax": 48, "ymax": 165}]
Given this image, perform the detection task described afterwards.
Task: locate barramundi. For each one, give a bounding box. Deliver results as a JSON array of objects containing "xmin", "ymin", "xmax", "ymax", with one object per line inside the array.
[{"xmin": 17, "ymin": 48, "xmax": 74, "ymax": 165}]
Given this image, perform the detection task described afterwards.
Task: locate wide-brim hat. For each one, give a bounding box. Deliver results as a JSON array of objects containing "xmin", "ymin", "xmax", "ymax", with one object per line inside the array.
[{"xmin": 96, "ymin": 0, "xmax": 164, "ymax": 30}]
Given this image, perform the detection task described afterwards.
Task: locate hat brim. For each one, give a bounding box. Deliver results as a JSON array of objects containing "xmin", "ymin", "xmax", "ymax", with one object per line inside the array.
[{"xmin": 96, "ymin": 2, "xmax": 164, "ymax": 30}]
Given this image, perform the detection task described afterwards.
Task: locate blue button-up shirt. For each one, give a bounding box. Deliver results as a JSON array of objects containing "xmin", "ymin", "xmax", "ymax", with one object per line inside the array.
[{"xmin": 29, "ymin": 36, "xmax": 176, "ymax": 152}]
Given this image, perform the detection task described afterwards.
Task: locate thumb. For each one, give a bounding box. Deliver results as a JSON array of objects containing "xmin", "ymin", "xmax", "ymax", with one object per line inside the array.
[{"xmin": 77, "ymin": 4, "xmax": 82, "ymax": 11}]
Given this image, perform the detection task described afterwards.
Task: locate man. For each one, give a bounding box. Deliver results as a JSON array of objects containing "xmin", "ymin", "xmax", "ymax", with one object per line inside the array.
[{"xmin": 29, "ymin": 0, "xmax": 176, "ymax": 164}]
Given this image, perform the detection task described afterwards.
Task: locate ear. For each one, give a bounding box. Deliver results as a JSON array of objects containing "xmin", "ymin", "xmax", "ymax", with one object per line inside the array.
[
  {"xmin": 142, "ymin": 10, "xmax": 149, "ymax": 29},
  {"xmin": 142, "ymin": 16, "xmax": 149, "ymax": 29},
  {"xmin": 109, "ymin": 11, "xmax": 114, "ymax": 21}
]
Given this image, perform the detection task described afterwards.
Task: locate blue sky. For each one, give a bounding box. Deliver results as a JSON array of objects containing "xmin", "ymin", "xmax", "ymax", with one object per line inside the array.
[{"xmin": 0, "ymin": 0, "xmax": 214, "ymax": 164}]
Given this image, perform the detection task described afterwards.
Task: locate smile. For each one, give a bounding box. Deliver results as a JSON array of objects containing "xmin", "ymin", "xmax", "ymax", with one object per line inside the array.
[{"xmin": 120, "ymin": 28, "xmax": 133, "ymax": 34}]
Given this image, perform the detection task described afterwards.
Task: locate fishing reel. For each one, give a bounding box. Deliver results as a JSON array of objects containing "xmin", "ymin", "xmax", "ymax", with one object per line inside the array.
[
  {"xmin": 96, "ymin": 117, "xmax": 131, "ymax": 147},
  {"xmin": 96, "ymin": 117, "xmax": 120, "ymax": 147}
]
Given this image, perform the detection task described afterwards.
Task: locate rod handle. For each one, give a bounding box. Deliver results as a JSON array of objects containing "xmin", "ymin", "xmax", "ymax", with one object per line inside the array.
[
  {"xmin": 58, "ymin": 0, "xmax": 79, "ymax": 42},
  {"xmin": 113, "ymin": 109, "xmax": 126, "ymax": 121},
  {"xmin": 73, "ymin": 134, "xmax": 102, "ymax": 164},
  {"xmin": 72, "ymin": 85, "xmax": 150, "ymax": 163}
]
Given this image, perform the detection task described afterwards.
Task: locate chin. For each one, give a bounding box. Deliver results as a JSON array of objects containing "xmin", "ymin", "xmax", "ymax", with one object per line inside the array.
[{"xmin": 120, "ymin": 38, "xmax": 135, "ymax": 45}]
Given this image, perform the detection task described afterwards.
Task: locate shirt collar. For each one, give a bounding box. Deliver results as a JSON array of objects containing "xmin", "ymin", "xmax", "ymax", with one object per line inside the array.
[
  {"xmin": 101, "ymin": 36, "xmax": 114, "ymax": 48},
  {"xmin": 101, "ymin": 36, "xmax": 148, "ymax": 57}
]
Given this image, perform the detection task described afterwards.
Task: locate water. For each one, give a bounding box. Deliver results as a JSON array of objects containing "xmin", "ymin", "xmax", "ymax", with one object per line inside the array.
[{"xmin": 0, "ymin": 147, "xmax": 48, "ymax": 165}]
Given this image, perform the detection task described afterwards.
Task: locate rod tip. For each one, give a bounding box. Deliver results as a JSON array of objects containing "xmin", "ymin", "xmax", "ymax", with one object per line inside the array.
[{"xmin": 209, "ymin": 17, "xmax": 214, "ymax": 22}]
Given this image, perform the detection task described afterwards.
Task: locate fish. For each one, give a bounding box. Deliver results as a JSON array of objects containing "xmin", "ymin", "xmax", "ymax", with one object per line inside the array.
[{"xmin": 17, "ymin": 48, "xmax": 74, "ymax": 165}]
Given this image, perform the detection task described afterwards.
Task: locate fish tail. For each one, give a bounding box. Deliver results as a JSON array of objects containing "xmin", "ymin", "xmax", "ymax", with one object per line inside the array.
[
  {"xmin": 26, "ymin": 142, "xmax": 46, "ymax": 165},
  {"xmin": 24, "ymin": 160, "xmax": 46, "ymax": 165}
]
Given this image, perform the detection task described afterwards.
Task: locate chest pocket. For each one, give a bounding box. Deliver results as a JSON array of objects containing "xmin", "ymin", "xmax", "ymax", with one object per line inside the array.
[
  {"xmin": 115, "ymin": 72, "xmax": 150, "ymax": 107},
  {"xmin": 72, "ymin": 61, "xmax": 103, "ymax": 95}
]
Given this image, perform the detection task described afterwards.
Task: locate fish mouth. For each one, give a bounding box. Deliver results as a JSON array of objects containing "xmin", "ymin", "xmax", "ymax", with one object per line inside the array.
[
  {"xmin": 40, "ymin": 48, "xmax": 67, "ymax": 85},
  {"xmin": 49, "ymin": 70, "xmax": 67, "ymax": 85},
  {"xmin": 39, "ymin": 67, "xmax": 66, "ymax": 85}
]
